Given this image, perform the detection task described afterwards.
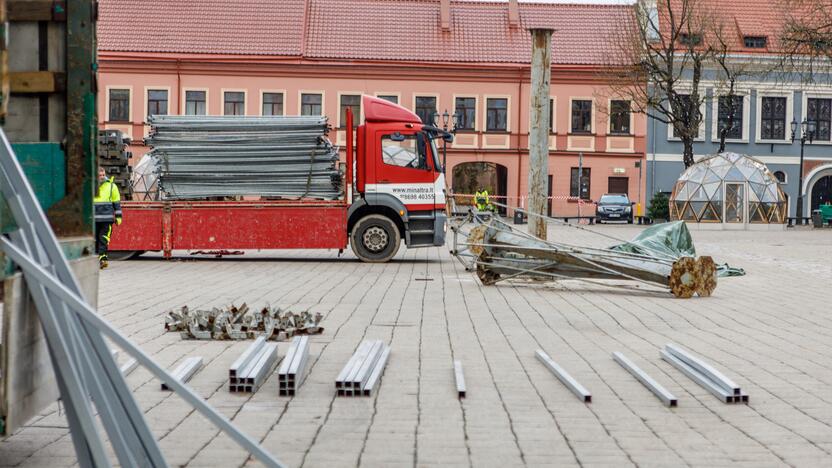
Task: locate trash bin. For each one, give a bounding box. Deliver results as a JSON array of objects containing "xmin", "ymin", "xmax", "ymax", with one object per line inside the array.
[
  {"xmin": 813, "ymin": 210, "xmax": 823, "ymax": 228},
  {"xmin": 514, "ymin": 210, "xmax": 527, "ymax": 225}
]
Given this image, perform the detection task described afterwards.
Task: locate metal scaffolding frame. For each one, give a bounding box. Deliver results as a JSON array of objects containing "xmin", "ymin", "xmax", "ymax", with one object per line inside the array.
[{"xmin": 0, "ymin": 129, "xmax": 285, "ymax": 467}]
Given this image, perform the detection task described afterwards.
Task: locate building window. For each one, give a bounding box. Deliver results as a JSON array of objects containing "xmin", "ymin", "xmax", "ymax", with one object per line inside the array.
[
  {"xmin": 185, "ymin": 91, "xmax": 206, "ymax": 115},
  {"xmin": 672, "ymin": 94, "xmax": 701, "ymax": 138},
  {"xmin": 571, "ymin": 100, "xmax": 592, "ymax": 134},
  {"xmin": 679, "ymin": 33, "xmax": 702, "ymax": 46},
  {"xmin": 717, "ymin": 95, "xmax": 744, "ymax": 140},
  {"xmin": 415, "ymin": 96, "xmax": 436, "ymax": 125},
  {"xmin": 109, "ymin": 89, "xmax": 130, "ymax": 122},
  {"xmin": 301, "ymin": 93, "xmax": 322, "ymax": 116},
  {"xmin": 486, "ymin": 98, "xmax": 508, "ymax": 132},
  {"xmin": 455, "ymin": 97, "xmax": 476, "ymax": 131},
  {"xmin": 774, "ymin": 171, "xmax": 787, "ymax": 184},
  {"xmin": 807, "ymin": 97, "xmax": 832, "ymax": 141},
  {"xmin": 262, "ymin": 92, "xmax": 284, "ymax": 116},
  {"xmin": 549, "ymin": 98, "xmax": 555, "ymax": 133},
  {"xmin": 744, "ymin": 36, "xmax": 767, "ymax": 48},
  {"xmin": 378, "ymin": 95, "xmax": 398, "ymax": 104},
  {"xmin": 147, "ymin": 90, "xmax": 168, "ymax": 116},
  {"xmin": 224, "ymin": 91, "xmax": 245, "ymax": 116},
  {"xmin": 760, "ymin": 96, "xmax": 786, "ymax": 140},
  {"xmin": 339, "ymin": 94, "xmax": 361, "ymax": 127},
  {"xmin": 570, "ymin": 167, "xmax": 591, "ymax": 199},
  {"xmin": 609, "ymin": 100, "xmax": 632, "ymax": 135}
]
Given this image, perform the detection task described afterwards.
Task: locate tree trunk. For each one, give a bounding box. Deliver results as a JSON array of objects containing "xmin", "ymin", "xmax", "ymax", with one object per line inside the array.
[{"xmin": 682, "ymin": 139, "xmax": 695, "ymax": 168}]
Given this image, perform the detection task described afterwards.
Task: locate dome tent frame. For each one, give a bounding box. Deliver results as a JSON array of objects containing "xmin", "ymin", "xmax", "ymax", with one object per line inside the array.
[{"xmin": 669, "ymin": 153, "xmax": 787, "ymax": 226}]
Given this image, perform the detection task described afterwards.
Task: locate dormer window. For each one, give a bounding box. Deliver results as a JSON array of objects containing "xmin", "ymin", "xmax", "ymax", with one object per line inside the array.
[
  {"xmin": 744, "ymin": 36, "xmax": 767, "ymax": 48},
  {"xmin": 679, "ymin": 33, "xmax": 702, "ymax": 46}
]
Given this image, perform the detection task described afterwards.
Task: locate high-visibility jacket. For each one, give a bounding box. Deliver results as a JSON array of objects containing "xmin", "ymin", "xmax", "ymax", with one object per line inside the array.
[
  {"xmin": 94, "ymin": 177, "xmax": 122, "ymax": 223},
  {"xmin": 475, "ymin": 190, "xmax": 492, "ymax": 211}
]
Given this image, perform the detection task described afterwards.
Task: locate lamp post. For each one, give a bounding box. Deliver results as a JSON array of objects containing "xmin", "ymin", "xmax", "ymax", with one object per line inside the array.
[
  {"xmin": 791, "ymin": 118, "xmax": 815, "ymax": 222},
  {"xmin": 433, "ymin": 110, "xmax": 458, "ymax": 173}
]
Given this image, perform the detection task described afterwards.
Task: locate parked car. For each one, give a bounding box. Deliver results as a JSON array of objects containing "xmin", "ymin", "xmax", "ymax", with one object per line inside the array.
[{"xmin": 596, "ymin": 193, "xmax": 634, "ymax": 223}]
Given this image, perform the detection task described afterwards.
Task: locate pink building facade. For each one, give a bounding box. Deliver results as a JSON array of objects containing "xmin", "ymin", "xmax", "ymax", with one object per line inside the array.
[{"xmin": 98, "ymin": 0, "xmax": 645, "ymax": 216}]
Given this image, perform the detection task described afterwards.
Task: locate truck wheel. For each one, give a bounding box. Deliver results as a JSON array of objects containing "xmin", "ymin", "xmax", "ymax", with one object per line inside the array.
[{"xmin": 351, "ymin": 214, "xmax": 401, "ymax": 263}]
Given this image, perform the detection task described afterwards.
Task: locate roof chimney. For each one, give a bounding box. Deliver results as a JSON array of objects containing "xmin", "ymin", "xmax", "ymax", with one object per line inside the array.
[
  {"xmin": 508, "ymin": 0, "xmax": 520, "ymax": 29},
  {"xmin": 441, "ymin": 0, "xmax": 451, "ymax": 32}
]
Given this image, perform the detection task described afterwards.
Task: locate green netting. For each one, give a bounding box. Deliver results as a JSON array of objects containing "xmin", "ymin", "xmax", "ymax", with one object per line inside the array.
[{"xmin": 610, "ymin": 221, "xmax": 745, "ymax": 277}]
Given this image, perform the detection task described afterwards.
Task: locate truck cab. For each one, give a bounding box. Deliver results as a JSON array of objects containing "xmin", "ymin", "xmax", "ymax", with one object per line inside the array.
[{"xmin": 346, "ymin": 96, "xmax": 449, "ymax": 262}]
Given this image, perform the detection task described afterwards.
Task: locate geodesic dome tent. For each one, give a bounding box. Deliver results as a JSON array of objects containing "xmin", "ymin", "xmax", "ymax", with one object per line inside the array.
[{"xmin": 669, "ymin": 152, "xmax": 787, "ymax": 224}]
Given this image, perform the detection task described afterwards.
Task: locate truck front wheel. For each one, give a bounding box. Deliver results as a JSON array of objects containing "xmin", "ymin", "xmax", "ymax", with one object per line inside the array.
[{"xmin": 350, "ymin": 214, "xmax": 401, "ymax": 263}]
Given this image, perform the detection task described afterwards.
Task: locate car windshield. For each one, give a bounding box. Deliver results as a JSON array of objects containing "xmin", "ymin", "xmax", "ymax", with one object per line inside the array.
[{"xmin": 600, "ymin": 195, "xmax": 629, "ymax": 204}]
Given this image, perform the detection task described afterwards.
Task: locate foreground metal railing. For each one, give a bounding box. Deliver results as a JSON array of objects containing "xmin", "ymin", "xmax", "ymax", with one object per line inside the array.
[{"xmin": 0, "ymin": 129, "xmax": 284, "ymax": 467}]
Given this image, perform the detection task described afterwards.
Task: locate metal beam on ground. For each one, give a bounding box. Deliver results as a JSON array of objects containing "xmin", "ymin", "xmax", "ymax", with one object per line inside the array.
[
  {"xmin": 120, "ymin": 359, "xmax": 138, "ymax": 376},
  {"xmin": 535, "ymin": 350, "xmax": 591, "ymax": 403},
  {"xmin": 660, "ymin": 349, "xmax": 734, "ymax": 403},
  {"xmin": 362, "ymin": 345, "xmax": 391, "ymax": 397},
  {"xmin": 161, "ymin": 357, "xmax": 203, "ymax": 391},
  {"xmin": 665, "ymin": 344, "xmax": 741, "ymax": 396},
  {"xmin": 612, "ymin": 352, "xmax": 677, "ymax": 407},
  {"xmin": 454, "ymin": 361, "xmax": 466, "ymax": 399}
]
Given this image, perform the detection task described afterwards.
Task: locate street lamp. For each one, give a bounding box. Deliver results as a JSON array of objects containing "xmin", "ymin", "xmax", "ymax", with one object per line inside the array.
[
  {"xmin": 433, "ymin": 110, "xmax": 458, "ymax": 172},
  {"xmin": 791, "ymin": 118, "xmax": 816, "ymax": 222}
]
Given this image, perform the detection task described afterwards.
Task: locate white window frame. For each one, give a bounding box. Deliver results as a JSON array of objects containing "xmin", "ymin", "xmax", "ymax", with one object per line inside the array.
[
  {"xmin": 710, "ymin": 91, "xmax": 751, "ymax": 143},
  {"xmin": 755, "ymin": 92, "xmax": 793, "ymax": 144},
  {"xmin": 181, "ymin": 87, "xmax": 209, "ymax": 116},
  {"xmin": 483, "ymin": 94, "xmax": 511, "ymax": 133},
  {"xmin": 801, "ymin": 92, "xmax": 832, "ymax": 144},
  {"xmin": 221, "ymin": 88, "xmax": 248, "ymax": 116},
  {"xmin": 453, "ymin": 94, "xmax": 479, "ymax": 132},
  {"xmin": 568, "ymin": 97, "xmax": 595, "ymax": 135},
  {"xmin": 105, "ymin": 85, "xmax": 133, "ymax": 123},
  {"xmin": 773, "ymin": 170, "xmax": 788, "ymax": 184},
  {"xmin": 607, "ymin": 98, "xmax": 633, "ymax": 136},
  {"xmin": 336, "ymin": 91, "xmax": 364, "ymax": 128},
  {"xmin": 298, "ymin": 90, "xmax": 326, "ymax": 116}
]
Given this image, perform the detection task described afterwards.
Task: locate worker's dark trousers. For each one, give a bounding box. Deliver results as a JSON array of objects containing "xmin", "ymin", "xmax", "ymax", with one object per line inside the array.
[{"xmin": 95, "ymin": 222, "xmax": 113, "ymax": 258}]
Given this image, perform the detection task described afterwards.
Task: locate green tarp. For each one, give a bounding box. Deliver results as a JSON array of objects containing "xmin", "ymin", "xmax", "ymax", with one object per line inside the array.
[{"xmin": 610, "ymin": 221, "xmax": 745, "ymax": 277}]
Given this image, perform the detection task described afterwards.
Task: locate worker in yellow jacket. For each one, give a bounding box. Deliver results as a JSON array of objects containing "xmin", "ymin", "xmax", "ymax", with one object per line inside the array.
[
  {"xmin": 94, "ymin": 167, "xmax": 122, "ymax": 269},
  {"xmin": 474, "ymin": 189, "xmax": 494, "ymax": 212}
]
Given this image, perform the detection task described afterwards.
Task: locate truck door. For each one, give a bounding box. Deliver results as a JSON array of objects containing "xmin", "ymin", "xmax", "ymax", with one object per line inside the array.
[
  {"xmin": 368, "ymin": 130, "xmax": 443, "ymax": 246},
  {"xmin": 370, "ymin": 130, "xmax": 436, "ymax": 209}
]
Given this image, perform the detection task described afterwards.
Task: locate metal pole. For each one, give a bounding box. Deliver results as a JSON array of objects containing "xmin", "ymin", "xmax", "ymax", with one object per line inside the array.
[
  {"xmin": 578, "ymin": 151, "xmax": 584, "ymax": 217},
  {"xmin": 528, "ymin": 28, "xmax": 554, "ymax": 240},
  {"xmin": 797, "ymin": 137, "xmax": 805, "ymax": 220}
]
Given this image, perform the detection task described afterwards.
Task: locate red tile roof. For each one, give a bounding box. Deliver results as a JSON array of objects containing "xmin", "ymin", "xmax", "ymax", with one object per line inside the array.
[
  {"xmin": 98, "ymin": 0, "xmax": 306, "ymax": 56},
  {"xmin": 98, "ymin": 0, "xmax": 634, "ymax": 66}
]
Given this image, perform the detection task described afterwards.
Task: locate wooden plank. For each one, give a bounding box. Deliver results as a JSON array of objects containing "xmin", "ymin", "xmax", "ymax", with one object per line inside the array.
[
  {"xmin": 10, "ymin": 71, "xmax": 65, "ymax": 94},
  {"xmin": 1, "ymin": 255, "xmax": 98, "ymax": 437},
  {"xmin": 7, "ymin": 1, "xmax": 66, "ymax": 22}
]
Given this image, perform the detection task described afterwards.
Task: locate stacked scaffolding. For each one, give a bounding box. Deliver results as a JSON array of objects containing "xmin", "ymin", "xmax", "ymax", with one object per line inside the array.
[
  {"xmin": 146, "ymin": 115, "xmax": 342, "ymax": 200},
  {"xmin": 98, "ymin": 129, "xmax": 133, "ymax": 199}
]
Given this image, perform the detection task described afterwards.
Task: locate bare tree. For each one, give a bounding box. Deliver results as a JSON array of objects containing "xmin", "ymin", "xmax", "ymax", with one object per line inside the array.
[
  {"xmin": 603, "ymin": 0, "xmax": 717, "ymax": 168},
  {"xmin": 779, "ymin": 0, "xmax": 832, "ymax": 80}
]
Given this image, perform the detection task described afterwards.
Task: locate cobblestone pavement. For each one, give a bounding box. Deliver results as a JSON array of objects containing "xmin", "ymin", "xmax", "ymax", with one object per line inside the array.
[{"xmin": 2, "ymin": 225, "xmax": 832, "ymax": 468}]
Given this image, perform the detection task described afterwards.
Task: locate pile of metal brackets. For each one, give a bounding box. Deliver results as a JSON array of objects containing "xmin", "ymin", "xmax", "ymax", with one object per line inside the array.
[{"xmin": 165, "ymin": 304, "xmax": 324, "ymax": 340}]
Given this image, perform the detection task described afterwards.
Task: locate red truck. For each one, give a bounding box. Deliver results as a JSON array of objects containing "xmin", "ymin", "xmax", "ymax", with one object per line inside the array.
[{"xmin": 109, "ymin": 96, "xmax": 450, "ymax": 262}]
